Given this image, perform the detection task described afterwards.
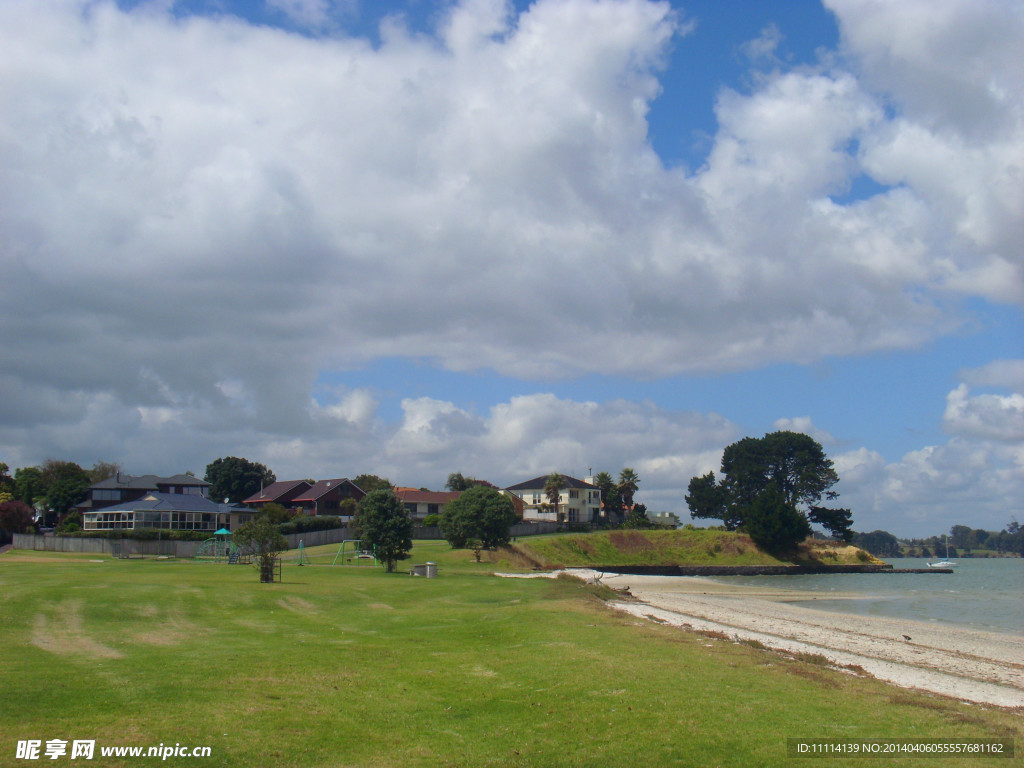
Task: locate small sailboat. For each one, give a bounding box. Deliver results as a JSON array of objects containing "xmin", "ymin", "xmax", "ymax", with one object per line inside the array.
[{"xmin": 927, "ymin": 534, "xmax": 957, "ymax": 568}]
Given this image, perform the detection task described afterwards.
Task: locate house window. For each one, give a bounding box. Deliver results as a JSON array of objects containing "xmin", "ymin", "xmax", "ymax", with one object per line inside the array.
[
  {"xmin": 89, "ymin": 511, "xmax": 133, "ymax": 529},
  {"xmin": 404, "ymin": 503, "xmax": 417, "ymax": 515},
  {"xmin": 568, "ymin": 510, "xmax": 578, "ymax": 523},
  {"xmin": 531, "ymin": 494, "xmax": 541, "ymax": 504},
  {"xmin": 427, "ymin": 504, "xmax": 439, "ymax": 515},
  {"xmin": 569, "ymin": 490, "xmax": 579, "ymax": 499},
  {"xmin": 169, "ymin": 512, "xmax": 215, "ymax": 531},
  {"xmin": 137, "ymin": 511, "xmax": 171, "ymax": 529},
  {"xmin": 93, "ymin": 489, "xmax": 121, "ymax": 501}
]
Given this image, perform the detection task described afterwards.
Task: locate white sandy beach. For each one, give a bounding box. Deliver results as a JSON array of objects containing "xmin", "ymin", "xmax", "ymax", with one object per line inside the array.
[{"xmin": 500, "ymin": 569, "xmax": 1024, "ymax": 708}]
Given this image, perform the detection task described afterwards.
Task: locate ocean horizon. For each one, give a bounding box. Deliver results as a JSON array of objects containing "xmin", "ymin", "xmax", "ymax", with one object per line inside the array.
[{"xmin": 705, "ymin": 557, "xmax": 1024, "ymax": 636}]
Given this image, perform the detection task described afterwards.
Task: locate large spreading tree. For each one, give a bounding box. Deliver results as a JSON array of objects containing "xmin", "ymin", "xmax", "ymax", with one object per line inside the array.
[
  {"xmin": 39, "ymin": 460, "xmax": 92, "ymax": 524},
  {"xmin": 205, "ymin": 456, "xmax": 275, "ymax": 504},
  {"xmin": 353, "ymin": 489, "xmax": 413, "ymax": 573},
  {"xmin": 439, "ymin": 485, "xmax": 518, "ymax": 550},
  {"xmin": 686, "ymin": 431, "xmax": 853, "ymax": 551}
]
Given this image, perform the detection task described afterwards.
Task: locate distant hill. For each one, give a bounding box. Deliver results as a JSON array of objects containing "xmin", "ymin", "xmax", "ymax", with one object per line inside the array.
[{"xmin": 511, "ymin": 529, "xmax": 882, "ymax": 569}]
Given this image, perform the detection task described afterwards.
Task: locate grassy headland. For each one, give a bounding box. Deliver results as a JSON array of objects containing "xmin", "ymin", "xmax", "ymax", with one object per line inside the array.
[
  {"xmin": 1, "ymin": 543, "xmax": 1015, "ymax": 768},
  {"xmin": 510, "ymin": 528, "xmax": 884, "ymax": 569}
]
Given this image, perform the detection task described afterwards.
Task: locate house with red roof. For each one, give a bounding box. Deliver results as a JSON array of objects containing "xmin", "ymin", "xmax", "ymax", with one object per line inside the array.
[
  {"xmin": 242, "ymin": 480, "xmax": 313, "ymax": 511},
  {"xmin": 393, "ymin": 488, "xmax": 461, "ymax": 521}
]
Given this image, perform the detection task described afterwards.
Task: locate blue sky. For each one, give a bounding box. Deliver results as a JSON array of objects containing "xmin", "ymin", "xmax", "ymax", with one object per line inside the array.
[{"xmin": 1, "ymin": 0, "xmax": 1021, "ymax": 537}]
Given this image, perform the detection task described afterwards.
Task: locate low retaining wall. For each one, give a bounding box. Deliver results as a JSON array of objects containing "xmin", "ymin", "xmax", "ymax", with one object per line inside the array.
[
  {"xmin": 13, "ymin": 520, "xmax": 561, "ymax": 557},
  {"xmin": 11, "ymin": 534, "xmax": 201, "ymax": 558},
  {"xmin": 592, "ymin": 564, "xmax": 900, "ymax": 576}
]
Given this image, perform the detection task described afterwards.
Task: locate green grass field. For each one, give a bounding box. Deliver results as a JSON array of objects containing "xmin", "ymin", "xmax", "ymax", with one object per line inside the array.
[{"xmin": 1, "ymin": 543, "xmax": 1018, "ymax": 767}]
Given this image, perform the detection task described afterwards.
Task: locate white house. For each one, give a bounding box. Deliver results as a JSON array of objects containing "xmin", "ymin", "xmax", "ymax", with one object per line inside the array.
[{"xmin": 505, "ymin": 474, "xmax": 601, "ymax": 524}]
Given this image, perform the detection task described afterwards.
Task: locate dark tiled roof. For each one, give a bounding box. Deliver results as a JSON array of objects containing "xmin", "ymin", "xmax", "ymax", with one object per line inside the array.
[
  {"xmin": 293, "ymin": 478, "xmax": 360, "ymax": 502},
  {"xmin": 94, "ymin": 492, "xmax": 242, "ymax": 514},
  {"xmin": 394, "ymin": 489, "xmax": 461, "ymax": 504},
  {"xmin": 89, "ymin": 473, "xmax": 210, "ymax": 490},
  {"xmin": 242, "ymin": 480, "xmax": 312, "ymax": 504},
  {"xmin": 506, "ymin": 475, "xmax": 597, "ymax": 492}
]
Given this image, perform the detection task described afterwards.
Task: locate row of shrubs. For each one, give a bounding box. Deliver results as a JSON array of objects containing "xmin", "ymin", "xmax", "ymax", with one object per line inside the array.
[
  {"xmin": 278, "ymin": 515, "xmax": 345, "ymax": 535},
  {"xmin": 59, "ymin": 517, "xmax": 348, "ymax": 541},
  {"xmin": 61, "ymin": 528, "xmax": 213, "ymax": 541}
]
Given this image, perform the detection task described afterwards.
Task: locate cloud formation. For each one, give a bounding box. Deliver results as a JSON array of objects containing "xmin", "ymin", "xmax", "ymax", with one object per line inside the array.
[
  {"xmin": 835, "ymin": 362, "xmax": 1024, "ymax": 533},
  {"xmin": 0, "ymin": 0, "xmax": 1020, "ymax": 535}
]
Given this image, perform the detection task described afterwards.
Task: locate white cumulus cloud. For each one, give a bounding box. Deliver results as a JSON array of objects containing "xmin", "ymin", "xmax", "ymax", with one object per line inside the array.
[{"xmin": 0, "ymin": 0, "xmax": 1020, "ymax": 535}]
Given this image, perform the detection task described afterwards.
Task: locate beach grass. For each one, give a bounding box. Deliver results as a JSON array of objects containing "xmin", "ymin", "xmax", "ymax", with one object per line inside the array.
[
  {"xmin": 511, "ymin": 529, "xmax": 884, "ymax": 568},
  {"xmin": 1, "ymin": 545, "xmax": 1018, "ymax": 767}
]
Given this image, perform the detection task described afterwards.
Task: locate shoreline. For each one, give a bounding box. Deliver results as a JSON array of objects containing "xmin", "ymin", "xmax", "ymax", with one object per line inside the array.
[{"xmin": 499, "ymin": 569, "xmax": 1024, "ymax": 708}]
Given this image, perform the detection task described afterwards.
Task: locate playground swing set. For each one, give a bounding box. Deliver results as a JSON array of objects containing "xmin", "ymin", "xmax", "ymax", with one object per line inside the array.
[{"xmin": 272, "ymin": 538, "xmax": 379, "ymax": 567}]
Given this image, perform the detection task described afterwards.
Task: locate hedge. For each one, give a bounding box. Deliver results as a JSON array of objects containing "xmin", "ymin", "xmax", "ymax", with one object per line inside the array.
[{"xmin": 278, "ymin": 515, "xmax": 345, "ymax": 535}]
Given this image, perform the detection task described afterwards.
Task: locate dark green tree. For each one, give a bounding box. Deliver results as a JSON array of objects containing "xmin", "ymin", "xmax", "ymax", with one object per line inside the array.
[
  {"xmin": 808, "ymin": 506, "xmax": 854, "ymax": 542},
  {"xmin": 258, "ymin": 502, "xmax": 294, "ymax": 525},
  {"xmin": 1000, "ymin": 519, "xmax": 1024, "ymax": 556},
  {"xmin": 445, "ymin": 472, "xmax": 495, "ymax": 492},
  {"xmin": 685, "ymin": 431, "xmax": 849, "ymax": 547},
  {"xmin": 592, "ymin": 471, "xmax": 623, "ymax": 524},
  {"xmin": 233, "ymin": 517, "xmax": 288, "ymax": 583},
  {"xmin": 685, "ymin": 472, "xmax": 734, "ymax": 528},
  {"xmin": 353, "ymin": 489, "xmax": 413, "ymax": 573},
  {"xmin": 13, "ymin": 467, "xmax": 44, "ymax": 507},
  {"xmin": 56, "ymin": 510, "xmax": 83, "ymax": 533},
  {"xmin": 440, "ymin": 485, "xmax": 518, "ymax": 550},
  {"xmin": 949, "ymin": 524, "xmax": 973, "ymax": 550},
  {"xmin": 621, "ymin": 502, "xmax": 654, "ymax": 529},
  {"xmin": 446, "ymin": 472, "xmax": 471, "ymax": 492},
  {"xmin": 852, "ymin": 530, "xmax": 900, "ymax": 558},
  {"xmin": 721, "ymin": 432, "xmax": 839, "ymax": 511},
  {"xmin": 352, "ymin": 474, "xmax": 393, "ymax": 495},
  {"xmin": 204, "ymin": 457, "xmax": 275, "ymax": 504},
  {"xmin": 741, "ymin": 486, "xmax": 811, "ymax": 554},
  {"xmin": 39, "ymin": 460, "xmax": 92, "ymax": 524},
  {"xmin": 0, "ymin": 462, "xmax": 13, "ymax": 498},
  {"xmin": 618, "ymin": 468, "xmax": 640, "ymax": 509}
]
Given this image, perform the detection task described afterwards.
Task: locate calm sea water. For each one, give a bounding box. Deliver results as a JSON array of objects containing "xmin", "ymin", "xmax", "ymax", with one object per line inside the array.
[{"xmin": 707, "ymin": 558, "xmax": 1024, "ymax": 636}]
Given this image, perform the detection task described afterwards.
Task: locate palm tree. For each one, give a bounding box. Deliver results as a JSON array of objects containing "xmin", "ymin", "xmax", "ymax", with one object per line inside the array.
[
  {"xmin": 544, "ymin": 472, "xmax": 564, "ymax": 522},
  {"xmin": 618, "ymin": 468, "xmax": 640, "ymax": 509}
]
